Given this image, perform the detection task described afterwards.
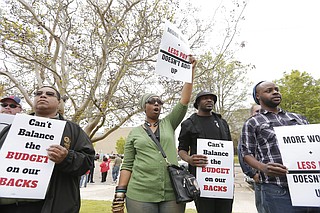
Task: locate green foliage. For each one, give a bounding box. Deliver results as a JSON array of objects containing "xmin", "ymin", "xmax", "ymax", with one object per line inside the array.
[
  {"xmin": 115, "ymin": 136, "xmax": 126, "ymax": 154},
  {"xmin": 275, "ymin": 70, "xmax": 320, "ymax": 124}
]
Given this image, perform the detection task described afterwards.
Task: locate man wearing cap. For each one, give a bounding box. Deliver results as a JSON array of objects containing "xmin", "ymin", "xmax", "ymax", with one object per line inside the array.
[
  {"xmin": 178, "ymin": 91, "xmax": 233, "ymax": 213},
  {"xmin": 0, "ymin": 95, "xmax": 22, "ymax": 115},
  {"xmin": 240, "ymin": 81, "xmax": 320, "ymax": 213},
  {"xmin": 0, "ymin": 86, "xmax": 95, "ymax": 213}
]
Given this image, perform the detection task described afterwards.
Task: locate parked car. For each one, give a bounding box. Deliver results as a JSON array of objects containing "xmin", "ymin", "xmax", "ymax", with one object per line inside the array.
[
  {"xmin": 244, "ymin": 174, "xmax": 255, "ymax": 189},
  {"xmin": 177, "ymin": 156, "xmax": 188, "ymax": 169}
]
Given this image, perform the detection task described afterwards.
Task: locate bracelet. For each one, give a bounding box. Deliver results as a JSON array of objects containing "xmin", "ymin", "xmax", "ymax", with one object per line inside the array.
[{"xmin": 115, "ymin": 185, "xmax": 127, "ymax": 193}]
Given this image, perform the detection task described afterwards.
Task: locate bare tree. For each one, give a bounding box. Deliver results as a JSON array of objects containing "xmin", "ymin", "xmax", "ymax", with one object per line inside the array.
[{"xmin": 0, "ymin": 0, "xmax": 248, "ymax": 143}]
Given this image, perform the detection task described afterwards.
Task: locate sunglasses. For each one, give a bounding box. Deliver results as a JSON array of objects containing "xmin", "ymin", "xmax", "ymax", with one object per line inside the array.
[
  {"xmin": 1, "ymin": 103, "xmax": 19, "ymax": 108},
  {"xmin": 146, "ymin": 97, "xmax": 164, "ymax": 105},
  {"xmin": 34, "ymin": 91, "xmax": 57, "ymax": 98}
]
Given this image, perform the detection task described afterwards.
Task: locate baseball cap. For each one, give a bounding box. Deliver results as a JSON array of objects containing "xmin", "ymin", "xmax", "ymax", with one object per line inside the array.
[
  {"xmin": 193, "ymin": 91, "xmax": 217, "ymax": 109},
  {"xmin": 0, "ymin": 95, "xmax": 21, "ymax": 104}
]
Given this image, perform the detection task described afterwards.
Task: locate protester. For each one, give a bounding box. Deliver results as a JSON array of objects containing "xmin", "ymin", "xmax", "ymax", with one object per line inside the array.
[
  {"xmin": 111, "ymin": 56, "xmax": 196, "ymax": 213},
  {"xmin": 178, "ymin": 91, "xmax": 233, "ymax": 213},
  {"xmin": 0, "ymin": 95, "xmax": 22, "ymax": 115},
  {"xmin": 240, "ymin": 81, "xmax": 320, "ymax": 213},
  {"xmin": 0, "ymin": 86, "xmax": 95, "ymax": 213},
  {"xmin": 237, "ymin": 104, "xmax": 266, "ymax": 213},
  {"xmin": 112, "ymin": 154, "xmax": 122, "ymax": 183},
  {"xmin": 100, "ymin": 156, "xmax": 111, "ymax": 183}
]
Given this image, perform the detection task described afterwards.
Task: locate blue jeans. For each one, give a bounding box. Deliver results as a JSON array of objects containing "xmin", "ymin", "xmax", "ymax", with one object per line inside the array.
[
  {"xmin": 261, "ymin": 183, "xmax": 320, "ymax": 213},
  {"xmin": 254, "ymin": 182, "xmax": 266, "ymax": 213},
  {"xmin": 112, "ymin": 166, "xmax": 120, "ymax": 182},
  {"xmin": 126, "ymin": 197, "xmax": 185, "ymax": 213},
  {"xmin": 80, "ymin": 174, "xmax": 88, "ymax": 187}
]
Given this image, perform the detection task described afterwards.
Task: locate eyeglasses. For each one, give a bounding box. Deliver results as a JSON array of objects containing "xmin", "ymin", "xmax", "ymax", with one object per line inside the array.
[
  {"xmin": 146, "ymin": 97, "xmax": 164, "ymax": 105},
  {"xmin": 0, "ymin": 103, "xmax": 19, "ymax": 108},
  {"xmin": 34, "ymin": 91, "xmax": 57, "ymax": 98}
]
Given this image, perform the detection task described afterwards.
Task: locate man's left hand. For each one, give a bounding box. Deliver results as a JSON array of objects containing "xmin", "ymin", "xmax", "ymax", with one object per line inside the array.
[{"xmin": 47, "ymin": 144, "xmax": 68, "ymax": 164}]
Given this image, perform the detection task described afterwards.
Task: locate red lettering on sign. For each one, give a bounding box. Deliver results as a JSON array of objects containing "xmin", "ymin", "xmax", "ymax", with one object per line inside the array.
[
  {"xmin": 297, "ymin": 161, "xmax": 316, "ymax": 169},
  {"xmin": 167, "ymin": 47, "xmax": 179, "ymax": 56},
  {"xmin": 0, "ymin": 177, "xmax": 38, "ymax": 188},
  {"xmin": 203, "ymin": 185, "xmax": 227, "ymax": 192}
]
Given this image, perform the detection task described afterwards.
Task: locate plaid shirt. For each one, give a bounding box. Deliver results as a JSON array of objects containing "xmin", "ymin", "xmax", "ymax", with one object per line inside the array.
[{"xmin": 240, "ymin": 108, "xmax": 308, "ymax": 187}]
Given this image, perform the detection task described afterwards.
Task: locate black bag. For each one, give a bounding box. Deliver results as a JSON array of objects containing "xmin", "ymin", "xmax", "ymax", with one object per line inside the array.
[
  {"xmin": 167, "ymin": 164, "xmax": 200, "ymax": 203},
  {"xmin": 144, "ymin": 124, "xmax": 200, "ymax": 203}
]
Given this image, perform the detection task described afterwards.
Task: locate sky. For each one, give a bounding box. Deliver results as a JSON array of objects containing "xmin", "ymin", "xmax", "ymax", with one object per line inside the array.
[
  {"xmin": 194, "ymin": 0, "xmax": 320, "ymax": 84},
  {"xmin": 237, "ymin": 0, "xmax": 320, "ymax": 84},
  {"xmin": 188, "ymin": 0, "xmax": 320, "ymax": 105}
]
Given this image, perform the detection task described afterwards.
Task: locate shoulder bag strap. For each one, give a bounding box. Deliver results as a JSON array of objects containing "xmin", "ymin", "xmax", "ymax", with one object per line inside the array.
[{"xmin": 144, "ymin": 123, "xmax": 171, "ymax": 165}]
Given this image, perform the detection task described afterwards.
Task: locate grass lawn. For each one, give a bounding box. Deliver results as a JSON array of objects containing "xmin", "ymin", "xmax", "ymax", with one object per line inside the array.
[{"xmin": 80, "ymin": 200, "xmax": 196, "ymax": 213}]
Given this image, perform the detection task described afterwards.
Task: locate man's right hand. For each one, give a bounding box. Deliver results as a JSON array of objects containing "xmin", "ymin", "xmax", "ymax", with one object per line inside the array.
[
  {"xmin": 188, "ymin": 154, "xmax": 208, "ymax": 167},
  {"xmin": 253, "ymin": 173, "xmax": 260, "ymax": 183},
  {"xmin": 260, "ymin": 162, "xmax": 288, "ymax": 177}
]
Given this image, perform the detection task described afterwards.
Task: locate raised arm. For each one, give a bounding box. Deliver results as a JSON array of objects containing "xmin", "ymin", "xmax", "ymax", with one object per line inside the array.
[{"xmin": 180, "ymin": 55, "xmax": 197, "ymax": 105}]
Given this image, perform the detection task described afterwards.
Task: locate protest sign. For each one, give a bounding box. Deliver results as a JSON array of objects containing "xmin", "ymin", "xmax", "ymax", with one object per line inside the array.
[
  {"xmin": 155, "ymin": 20, "xmax": 192, "ymax": 83},
  {"xmin": 274, "ymin": 124, "xmax": 320, "ymax": 207},
  {"xmin": 0, "ymin": 114, "xmax": 14, "ymax": 132},
  {"xmin": 0, "ymin": 114, "xmax": 66, "ymax": 199},
  {"xmin": 196, "ymin": 139, "xmax": 234, "ymax": 199}
]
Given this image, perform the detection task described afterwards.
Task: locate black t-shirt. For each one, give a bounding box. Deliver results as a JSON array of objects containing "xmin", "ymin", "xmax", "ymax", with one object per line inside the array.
[{"xmin": 196, "ymin": 115, "xmax": 222, "ymax": 139}]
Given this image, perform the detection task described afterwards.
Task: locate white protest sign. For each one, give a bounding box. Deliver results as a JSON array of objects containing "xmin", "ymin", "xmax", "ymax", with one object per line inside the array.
[
  {"xmin": 155, "ymin": 20, "xmax": 192, "ymax": 83},
  {"xmin": 274, "ymin": 124, "xmax": 320, "ymax": 207},
  {"xmin": 196, "ymin": 139, "xmax": 234, "ymax": 199},
  {"xmin": 0, "ymin": 114, "xmax": 15, "ymax": 132},
  {"xmin": 0, "ymin": 114, "xmax": 66, "ymax": 199}
]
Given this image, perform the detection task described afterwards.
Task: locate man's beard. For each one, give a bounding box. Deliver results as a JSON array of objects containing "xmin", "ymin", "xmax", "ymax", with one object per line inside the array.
[
  {"xmin": 199, "ymin": 106, "xmax": 213, "ymax": 112},
  {"xmin": 263, "ymin": 98, "xmax": 280, "ymax": 108}
]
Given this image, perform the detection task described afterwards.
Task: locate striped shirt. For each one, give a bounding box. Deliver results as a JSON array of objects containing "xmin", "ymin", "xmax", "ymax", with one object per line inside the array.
[{"xmin": 240, "ymin": 108, "xmax": 308, "ymax": 187}]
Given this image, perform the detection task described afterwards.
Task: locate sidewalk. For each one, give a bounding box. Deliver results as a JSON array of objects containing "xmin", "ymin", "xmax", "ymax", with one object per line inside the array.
[{"xmin": 80, "ymin": 162, "xmax": 257, "ymax": 213}]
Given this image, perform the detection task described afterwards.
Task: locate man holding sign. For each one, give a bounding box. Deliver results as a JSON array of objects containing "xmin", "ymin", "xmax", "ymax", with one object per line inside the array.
[
  {"xmin": 0, "ymin": 86, "xmax": 95, "ymax": 213},
  {"xmin": 178, "ymin": 91, "xmax": 233, "ymax": 213},
  {"xmin": 240, "ymin": 81, "xmax": 320, "ymax": 213}
]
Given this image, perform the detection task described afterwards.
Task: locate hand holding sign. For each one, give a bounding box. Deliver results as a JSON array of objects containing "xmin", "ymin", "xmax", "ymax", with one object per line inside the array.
[
  {"xmin": 261, "ymin": 162, "xmax": 288, "ymax": 177},
  {"xmin": 47, "ymin": 144, "xmax": 68, "ymax": 164},
  {"xmin": 188, "ymin": 154, "xmax": 208, "ymax": 167}
]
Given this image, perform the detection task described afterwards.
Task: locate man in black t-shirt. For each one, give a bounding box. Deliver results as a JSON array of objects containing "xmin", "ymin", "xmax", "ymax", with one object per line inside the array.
[{"xmin": 178, "ymin": 91, "xmax": 233, "ymax": 213}]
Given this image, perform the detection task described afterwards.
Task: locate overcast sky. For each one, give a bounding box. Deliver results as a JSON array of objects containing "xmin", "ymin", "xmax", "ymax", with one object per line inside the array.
[
  {"xmin": 195, "ymin": 0, "xmax": 320, "ymax": 84},
  {"xmin": 190, "ymin": 0, "xmax": 320, "ymax": 105},
  {"xmin": 235, "ymin": 0, "xmax": 320, "ymax": 83}
]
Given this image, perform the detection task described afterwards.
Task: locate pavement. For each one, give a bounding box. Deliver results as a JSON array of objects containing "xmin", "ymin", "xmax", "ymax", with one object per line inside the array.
[{"xmin": 80, "ymin": 162, "xmax": 257, "ymax": 213}]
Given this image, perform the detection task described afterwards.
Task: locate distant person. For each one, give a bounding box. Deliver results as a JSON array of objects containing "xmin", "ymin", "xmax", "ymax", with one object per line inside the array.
[
  {"xmin": 87, "ymin": 159, "xmax": 96, "ymax": 183},
  {"xmin": 178, "ymin": 91, "xmax": 233, "ymax": 213},
  {"xmin": 100, "ymin": 156, "xmax": 111, "ymax": 183},
  {"xmin": 0, "ymin": 95, "xmax": 23, "ymax": 132},
  {"xmin": 80, "ymin": 170, "xmax": 90, "ymax": 188},
  {"xmin": 0, "ymin": 95, "xmax": 22, "ymax": 115},
  {"xmin": 240, "ymin": 81, "xmax": 320, "ymax": 213},
  {"xmin": 111, "ymin": 56, "xmax": 196, "ymax": 213},
  {"xmin": 112, "ymin": 154, "xmax": 122, "ymax": 183},
  {"xmin": 237, "ymin": 104, "xmax": 266, "ymax": 213},
  {"xmin": 0, "ymin": 86, "xmax": 95, "ymax": 212}
]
